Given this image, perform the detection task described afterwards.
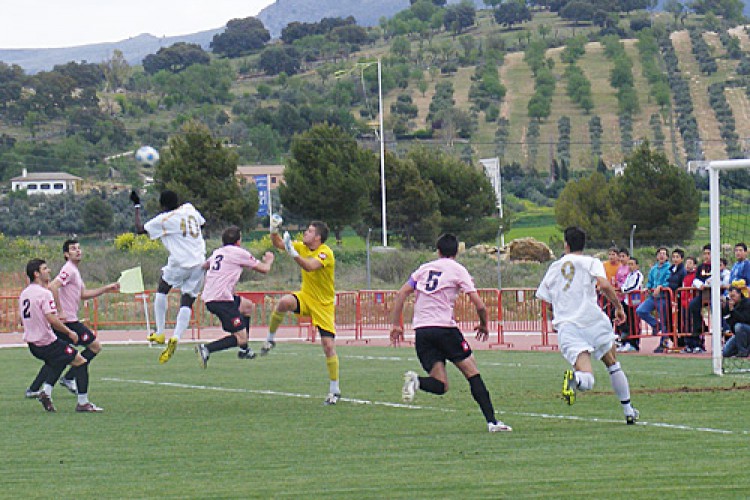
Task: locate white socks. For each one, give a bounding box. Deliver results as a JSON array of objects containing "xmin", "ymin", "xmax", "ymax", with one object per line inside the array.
[
  {"xmin": 608, "ymin": 362, "xmax": 635, "ymax": 414},
  {"xmin": 173, "ymin": 306, "xmax": 192, "ymax": 341},
  {"xmin": 154, "ymin": 293, "xmax": 167, "ymax": 335}
]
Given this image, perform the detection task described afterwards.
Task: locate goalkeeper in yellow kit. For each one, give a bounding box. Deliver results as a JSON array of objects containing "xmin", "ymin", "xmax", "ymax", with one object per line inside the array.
[{"xmin": 267, "ymin": 218, "xmax": 340, "ymax": 405}]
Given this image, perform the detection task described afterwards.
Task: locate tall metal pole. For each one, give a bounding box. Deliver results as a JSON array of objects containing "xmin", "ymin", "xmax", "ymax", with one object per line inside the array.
[{"xmin": 378, "ymin": 58, "xmax": 387, "ymax": 247}]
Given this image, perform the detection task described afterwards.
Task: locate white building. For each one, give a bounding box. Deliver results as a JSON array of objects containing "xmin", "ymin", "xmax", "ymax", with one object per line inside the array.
[{"xmin": 10, "ymin": 169, "xmax": 82, "ymax": 195}]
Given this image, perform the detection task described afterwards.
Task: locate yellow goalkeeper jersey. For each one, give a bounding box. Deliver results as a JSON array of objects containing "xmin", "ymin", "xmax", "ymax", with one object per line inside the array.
[{"xmin": 294, "ymin": 240, "xmax": 335, "ymax": 306}]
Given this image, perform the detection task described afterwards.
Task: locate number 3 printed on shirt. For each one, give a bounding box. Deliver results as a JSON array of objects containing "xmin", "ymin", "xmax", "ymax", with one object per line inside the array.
[
  {"xmin": 561, "ymin": 261, "xmax": 575, "ymax": 291},
  {"xmin": 425, "ymin": 270, "xmax": 442, "ymax": 292}
]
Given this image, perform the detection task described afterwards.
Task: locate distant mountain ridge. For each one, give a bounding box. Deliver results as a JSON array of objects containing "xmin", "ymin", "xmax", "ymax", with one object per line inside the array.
[
  {"xmin": 0, "ymin": 0, "xmax": 737, "ymax": 74},
  {"xmin": 0, "ymin": 29, "xmax": 222, "ymax": 74}
]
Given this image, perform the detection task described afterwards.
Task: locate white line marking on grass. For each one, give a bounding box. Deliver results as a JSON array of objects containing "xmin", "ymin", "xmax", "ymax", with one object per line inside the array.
[
  {"xmin": 101, "ymin": 377, "xmax": 455, "ymax": 412},
  {"xmin": 498, "ymin": 410, "xmax": 749, "ymax": 435},
  {"xmin": 102, "ymin": 377, "xmax": 749, "ymax": 435}
]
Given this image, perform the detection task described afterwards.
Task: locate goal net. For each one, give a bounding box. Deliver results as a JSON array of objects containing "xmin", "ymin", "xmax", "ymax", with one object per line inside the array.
[{"xmin": 701, "ymin": 160, "xmax": 750, "ymax": 375}]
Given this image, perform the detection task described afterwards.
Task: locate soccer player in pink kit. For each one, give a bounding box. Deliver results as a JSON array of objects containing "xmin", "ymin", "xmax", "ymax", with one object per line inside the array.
[
  {"xmin": 20, "ymin": 259, "xmax": 94, "ymax": 412},
  {"xmin": 25, "ymin": 240, "xmax": 119, "ymax": 408},
  {"xmin": 389, "ymin": 233, "xmax": 512, "ymax": 433},
  {"xmin": 133, "ymin": 190, "xmax": 206, "ymax": 363},
  {"xmin": 195, "ymin": 226, "xmax": 274, "ymax": 368},
  {"xmin": 536, "ymin": 226, "xmax": 639, "ymax": 425}
]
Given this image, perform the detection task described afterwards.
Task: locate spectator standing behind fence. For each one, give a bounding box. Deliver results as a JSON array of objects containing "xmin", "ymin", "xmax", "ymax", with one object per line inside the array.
[
  {"xmin": 536, "ymin": 227, "xmax": 639, "ymax": 425},
  {"xmin": 665, "ymin": 249, "xmax": 686, "ymax": 335},
  {"xmin": 390, "ymin": 233, "xmax": 512, "ymax": 433},
  {"xmin": 722, "ymin": 286, "xmax": 750, "ymax": 358},
  {"xmin": 636, "ymin": 247, "xmax": 671, "ymax": 353},
  {"xmin": 679, "ymin": 256, "xmax": 698, "ymax": 336},
  {"xmin": 615, "ymin": 248, "xmax": 630, "ymax": 298},
  {"xmin": 603, "ymin": 247, "xmax": 620, "ymax": 286},
  {"xmin": 729, "ymin": 243, "xmax": 750, "ymax": 297},
  {"xmin": 617, "ymin": 257, "xmax": 644, "ymax": 353},
  {"xmin": 687, "ymin": 245, "xmax": 712, "ymax": 353}
]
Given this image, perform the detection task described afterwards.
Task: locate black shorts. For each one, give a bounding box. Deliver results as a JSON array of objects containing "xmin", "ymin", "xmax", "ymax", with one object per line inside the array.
[
  {"xmin": 414, "ymin": 326, "xmax": 473, "ymax": 373},
  {"xmin": 206, "ymin": 297, "xmax": 248, "ymax": 333},
  {"xmin": 28, "ymin": 339, "xmax": 77, "ymax": 367},
  {"xmin": 53, "ymin": 321, "xmax": 96, "ymax": 346}
]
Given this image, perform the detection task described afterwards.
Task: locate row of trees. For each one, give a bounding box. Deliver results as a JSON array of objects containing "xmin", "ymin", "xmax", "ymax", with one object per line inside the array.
[{"xmin": 555, "ymin": 143, "xmax": 701, "ymax": 244}]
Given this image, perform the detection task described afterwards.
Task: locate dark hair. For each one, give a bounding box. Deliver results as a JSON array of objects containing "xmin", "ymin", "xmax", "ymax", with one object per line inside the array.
[
  {"xmin": 619, "ymin": 248, "xmax": 629, "ymax": 256},
  {"xmin": 310, "ymin": 221, "xmax": 329, "ymax": 244},
  {"xmin": 608, "ymin": 246, "xmax": 619, "ymax": 253},
  {"xmin": 222, "ymin": 226, "xmax": 241, "ymax": 246},
  {"xmin": 729, "ymin": 285, "xmax": 743, "ymax": 295},
  {"xmin": 26, "ymin": 258, "xmax": 46, "ymax": 281},
  {"xmin": 736, "ymin": 242, "xmax": 748, "ymax": 252},
  {"xmin": 656, "ymin": 246, "xmax": 668, "ymax": 255},
  {"xmin": 159, "ymin": 190, "xmax": 180, "ymax": 211},
  {"xmin": 672, "ymin": 248, "xmax": 684, "ymax": 258},
  {"xmin": 62, "ymin": 239, "xmax": 78, "ymax": 256},
  {"xmin": 721, "ymin": 257, "xmax": 728, "ymax": 266},
  {"xmin": 629, "ymin": 257, "xmax": 639, "ymax": 265},
  {"xmin": 564, "ymin": 226, "xmax": 586, "ymax": 252},
  {"xmin": 437, "ymin": 233, "xmax": 459, "ymax": 257},
  {"xmin": 703, "ymin": 244, "xmax": 711, "ymax": 252},
  {"xmin": 686, "ymin": 256, "xmax": 697, "ymax": 265}
]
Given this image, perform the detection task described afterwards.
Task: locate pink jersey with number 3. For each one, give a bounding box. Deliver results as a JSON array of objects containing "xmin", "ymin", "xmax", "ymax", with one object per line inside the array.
[
  {"xmin": 408, "ymin": 258, "xmax": 477, "ymax": 329},
  {"xmin": 201, "ymin": 245, "xmax": 260, "ymax": 303}
]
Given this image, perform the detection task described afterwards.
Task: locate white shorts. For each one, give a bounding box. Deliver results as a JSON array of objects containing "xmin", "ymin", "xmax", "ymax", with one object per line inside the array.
[
  {"xmin": 557, "ymin": 316, "xmax": 616, "ymax": 366},
  {"xmin": 161, "ymin": 264, "xmax": 205, "ymax": 298}
]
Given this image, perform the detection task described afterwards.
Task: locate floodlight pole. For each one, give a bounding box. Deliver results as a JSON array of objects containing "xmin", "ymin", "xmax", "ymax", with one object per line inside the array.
[{"xmin": 377, "ymin": 58, "xmax": 388, "ymax": 247}]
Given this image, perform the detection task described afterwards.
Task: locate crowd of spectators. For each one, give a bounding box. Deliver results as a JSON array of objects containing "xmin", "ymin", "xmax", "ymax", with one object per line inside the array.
[{"xmin": 601, "ymin": 243, "xmax": 750, "ymax": 357}]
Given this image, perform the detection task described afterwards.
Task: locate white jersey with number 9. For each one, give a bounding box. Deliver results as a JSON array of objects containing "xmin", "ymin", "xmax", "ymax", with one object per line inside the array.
[
  {"xmin": 144, "ymin": 202, "xmax": 206, "ymax": 268},
  {"xmin": 536, "ymin": 253, "xmax": 609, "ymax": 330}
]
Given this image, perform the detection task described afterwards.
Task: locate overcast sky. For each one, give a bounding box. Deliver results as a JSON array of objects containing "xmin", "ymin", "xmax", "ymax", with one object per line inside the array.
[{"xmin": 1, "ymin": 0, "xmax": 276, "ymax": 49}]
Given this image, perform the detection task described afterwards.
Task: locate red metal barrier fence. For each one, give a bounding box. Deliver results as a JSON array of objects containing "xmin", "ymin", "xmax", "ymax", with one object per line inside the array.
[{"xmin": 0, "ymin": 287, "xmax": 719, "ymax": 350}]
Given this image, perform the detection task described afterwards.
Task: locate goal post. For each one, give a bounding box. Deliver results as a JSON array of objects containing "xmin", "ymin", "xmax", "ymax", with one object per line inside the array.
[{"xmin": 707, "ymin": 159, "xmax": 750, "ymax": 375}]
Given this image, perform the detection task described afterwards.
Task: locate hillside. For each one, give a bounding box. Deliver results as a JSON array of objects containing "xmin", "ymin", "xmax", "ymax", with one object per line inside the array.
[
  {"xmin": 2, "ymin": 7, "xmax": 750, "ymax": 182},
  {"xmin": 0, "ymin": 0, "xmax": 481, "ymax": 73}
]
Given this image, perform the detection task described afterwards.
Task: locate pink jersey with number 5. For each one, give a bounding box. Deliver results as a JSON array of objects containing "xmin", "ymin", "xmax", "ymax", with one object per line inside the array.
[{"xmin": 408, "ymin": 258, "xmax": 477, "ymax": 329}]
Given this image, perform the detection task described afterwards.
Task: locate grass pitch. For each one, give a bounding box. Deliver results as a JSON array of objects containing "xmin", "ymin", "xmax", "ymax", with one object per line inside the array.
[{"xmin": 2, "ymin": 343, "xmax": 750, "ymax": 498}]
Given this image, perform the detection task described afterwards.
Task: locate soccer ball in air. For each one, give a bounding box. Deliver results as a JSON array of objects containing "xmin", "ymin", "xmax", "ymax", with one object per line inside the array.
[{"xmin": 135, "ymin": 146, "xmax": 159, "ymax": 166}]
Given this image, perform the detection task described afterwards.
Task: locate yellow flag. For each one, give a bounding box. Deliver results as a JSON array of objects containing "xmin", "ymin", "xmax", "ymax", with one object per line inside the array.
[{"xmin": 118, "ymin": 266, "xmax": 145, "ymax": 294}]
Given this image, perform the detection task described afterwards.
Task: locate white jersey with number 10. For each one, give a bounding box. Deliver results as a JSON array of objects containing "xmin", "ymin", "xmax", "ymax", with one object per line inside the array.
[{"xmin": 144, "ymin": 202, "xmax": 206, "ymax": 268}]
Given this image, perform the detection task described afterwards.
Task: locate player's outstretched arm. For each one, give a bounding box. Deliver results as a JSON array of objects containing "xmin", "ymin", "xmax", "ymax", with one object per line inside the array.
[
  {"xmin": 596, "ymin": 276, "xmax": 626, "ymax": 325},
  {"xmin": 81, "ymin": 282, "xmax": 120, "ymax": 300},
  {"xmin": 389, "ymin": 283, "xmax": 413, "ymax": 346},
  {"xmin": 131, "ymin": 190, "xmax": 147, "ymax": 235},
  {"xmin": 253, "ymin": 252, "xmax": 275, "ymax": 274},
  {"xmin": 468, "ymin": 291, "xmax": 489, "ymax": 341}
]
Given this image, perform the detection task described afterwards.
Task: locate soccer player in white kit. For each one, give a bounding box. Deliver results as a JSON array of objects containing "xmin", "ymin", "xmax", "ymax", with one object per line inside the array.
[
  {"xmin": 195, "ymin": 226, "xmax": 274, "ymax": 368},
  {"xmin": 390, "ymin": 233, "xmax": 512, "ymax": 433},
  {"xmin": 536, "ymin": 227, "xmax": 639, "ymax": 425},
  {"xmin": 133, "ymin": 190, "xmax": 206, "ymax": 363}
]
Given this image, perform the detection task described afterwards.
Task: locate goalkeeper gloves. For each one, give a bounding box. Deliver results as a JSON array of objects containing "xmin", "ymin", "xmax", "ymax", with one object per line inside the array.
[
  {"xmin": 270, "ymin": 214, "xmax": 283, "ymax": 234},
  {"xmin": 130, "ymin": 190, "xmax": 141, "ymax": 208},
  {"xmin": 282, "ymin": 231, "xmax": 299, "ymax": 258}
]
